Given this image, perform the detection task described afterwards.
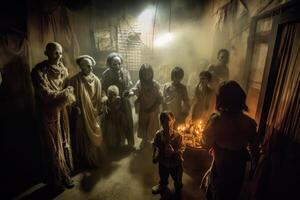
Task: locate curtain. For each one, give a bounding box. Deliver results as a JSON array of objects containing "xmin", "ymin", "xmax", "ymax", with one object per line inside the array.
[
  {"xmin": 264, "ymin": 22, "xmax": 300, "ymax": 144},
  {"xmin": 252, "ymin": 22, "xmax": 300, "ymax": 200}
]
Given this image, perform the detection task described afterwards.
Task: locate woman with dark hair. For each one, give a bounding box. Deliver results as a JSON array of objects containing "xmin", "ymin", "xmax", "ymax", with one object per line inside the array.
[
  {"xmin": 163, "ymin": 66, "xmax": 190, "ymax": 124},
  {"xmin": 132, "ymin": 64, "xmax": 162, "ymax": 149},
  {"xmin": 201, "ymin": 80, "xmax": 260, "ymax": 200}
]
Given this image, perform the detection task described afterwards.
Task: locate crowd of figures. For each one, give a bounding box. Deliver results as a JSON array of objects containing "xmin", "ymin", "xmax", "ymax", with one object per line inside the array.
[{"xmin": 31, "ymin": 42, "xmax": 259, "ymax": 200}]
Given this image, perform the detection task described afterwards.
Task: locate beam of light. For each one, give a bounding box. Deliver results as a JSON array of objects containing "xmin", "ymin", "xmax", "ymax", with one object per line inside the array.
[
  {"xmin": 138, "ymin": 7, "xmax": 155, "ymax": 32},
  {"xmin": 153, "ymin": 33, "xmax": 175, "ymax": 48}
]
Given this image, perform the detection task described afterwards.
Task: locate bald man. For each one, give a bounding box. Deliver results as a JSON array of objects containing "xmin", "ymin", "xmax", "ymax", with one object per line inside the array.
[{"xmin": 31, "ymin": 42, "xmax": 75, "ymax": 191}]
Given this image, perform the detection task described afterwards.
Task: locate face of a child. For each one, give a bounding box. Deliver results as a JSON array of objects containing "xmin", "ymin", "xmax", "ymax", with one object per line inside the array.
[
  {"xmin": 172, "ymin": 77, "xmax": 181, "ymax": 85},
  {"xmin": 143, "ymin": 70, "xmax": 152, "ymax": 81},
  {"xmin": 199, "ymin": 76, "xmax": 209, "ymax": 86},
  {"xmin": 108, "ymin": 91, "xmax": 118, "ymax": 102},
  {"xmin": 162, "ymin": 118, "xmax": 174, "ymax": 135},
  {"xmin": 218, "ymin": 52, "xmax": 229, "ymax": 65}
]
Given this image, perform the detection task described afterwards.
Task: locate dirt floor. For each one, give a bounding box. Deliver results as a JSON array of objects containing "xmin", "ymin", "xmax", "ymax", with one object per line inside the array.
[{"xmin": 17, "ymin": 110, "xmax": 207, "ymax": 200}]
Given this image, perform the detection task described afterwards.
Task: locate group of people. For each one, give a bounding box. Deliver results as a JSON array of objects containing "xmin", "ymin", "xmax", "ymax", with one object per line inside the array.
[{"xmin": 31, "ymin": 41, "xmax": 259, "ymax": 200}]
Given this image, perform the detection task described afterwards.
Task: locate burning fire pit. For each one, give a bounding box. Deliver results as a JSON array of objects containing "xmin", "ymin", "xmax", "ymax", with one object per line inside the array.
[
  {"xmin": 177, "ymin": 120, "xmax": 212, "ymax": 182},
  {"xmin": 177, "ymin": 120, "xmax": 205, "ymax": 148}
]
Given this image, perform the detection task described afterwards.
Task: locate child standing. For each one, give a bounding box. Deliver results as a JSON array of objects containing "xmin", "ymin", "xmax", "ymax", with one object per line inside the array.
[
  {"xmin": 152, "ymin": 111, "xmax": 185, "ymax": 195},
  {"xmin": 102, "ymin": 85, "xmax": 126, "ymax": 150},
  {"xmin": 163, "ymin": 67, "xmax": 190, "ymax": 124},
  {"xmin": 190, "ymin": 70, "xmax": 214, "ymax": 122},
  {"xmin": 132, "ymin": 64, "xmax": 162, "ymax": 149}
]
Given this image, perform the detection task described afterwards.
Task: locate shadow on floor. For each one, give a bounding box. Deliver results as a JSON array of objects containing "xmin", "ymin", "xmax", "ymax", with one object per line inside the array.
[
  {"xmin": 79, "ymin": 146, "xmax": 135, "ymax": 193},
  {"xmin": 18, "ymin": 184, "xmax": 64, "ymax": 200}
]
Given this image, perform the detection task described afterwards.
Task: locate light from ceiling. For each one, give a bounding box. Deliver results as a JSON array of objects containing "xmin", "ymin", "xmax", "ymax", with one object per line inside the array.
[
  {"xmin": 154, "ymin": 32, "xmax": 175, "ymax": 48},
  {"xmin": 138, "ymin": 7, "xmax": 155, "ymax": 32}
]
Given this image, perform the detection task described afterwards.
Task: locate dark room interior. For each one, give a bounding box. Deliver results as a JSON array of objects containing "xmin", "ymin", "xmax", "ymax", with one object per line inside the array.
[{"xmin": 0, "ymin": 0, "xmax": 299, "ymax": 200}]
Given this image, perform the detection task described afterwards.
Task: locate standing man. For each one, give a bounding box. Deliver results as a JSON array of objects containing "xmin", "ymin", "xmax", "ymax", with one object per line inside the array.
[
  {"xmin": 208, "ymin": 49, "xmax": 230, "ymax": 89},
  {"xmin": 31, "ymin": 42, "xmax": 75, "ymax": 191},
  {"xmin": 102, "ymin": 53, "xmax": 134, "ymax": 148}
]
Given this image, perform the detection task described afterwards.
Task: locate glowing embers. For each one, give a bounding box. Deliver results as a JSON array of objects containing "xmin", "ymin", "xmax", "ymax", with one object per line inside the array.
[
  {"xmin": 154, "ymin": 32, "xmax": 175, "ymax": 48},
  {"xmin": 177, "ymin": 120, "xmax": 205, "ymax": 148}
]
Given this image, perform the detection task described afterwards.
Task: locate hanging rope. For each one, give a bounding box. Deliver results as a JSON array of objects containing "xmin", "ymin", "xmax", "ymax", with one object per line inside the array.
[
  {"xmin": 169, "ymin": 0, "xmax": 172, "ymax": 33},
  {"xmin": 152, "ymin": 0, "xmax": 159, "ymax": 54}
]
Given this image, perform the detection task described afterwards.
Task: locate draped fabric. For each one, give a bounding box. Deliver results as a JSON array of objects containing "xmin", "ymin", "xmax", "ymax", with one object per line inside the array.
[
  {"xmin": 28, "ymin": 5, "xmax": 80, "ymax": 75},
  {"xmin": 251, "ymin": 22, "xmax": 300, "ymax": 200},
  {"xmin": 31, "ymin": 60, "xmax": 74, "ymax": 184},
  {"xmin": 264, "ymin": 22, "xmax": 300, "ymax": 144},
  {"xmin": 0, "ymin": 31, "xmax": 40, "ymax": 198},
  {"xmin": 69, "ymin": 72, "xmax": 104, "ymax": 167}
]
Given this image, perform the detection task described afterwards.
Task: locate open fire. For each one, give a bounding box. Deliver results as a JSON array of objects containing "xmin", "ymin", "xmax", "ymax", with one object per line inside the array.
[{"xmin": 177, "ymin": 120, "xmax": 205, "ymax": 148}]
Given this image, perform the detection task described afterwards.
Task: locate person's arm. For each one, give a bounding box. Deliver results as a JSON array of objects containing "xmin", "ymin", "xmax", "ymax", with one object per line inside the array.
[
  {"xmin": 152, "ymin": 133, "xmax": 160, "ymax": 164},
  {"xmin": 162, "ymin": 83, "xmax": 168, "ymax": 110},
  {"xmin": 174, "ymin": 135, "xmax": 185, "ymax": 158},
  {"xmin": 182, "ymin": 85, "xmax": 190, "ymax": 114},
  {"xmin": 31, "ymin": 67, "xmax": 72, "ymax": 107},
  {"xmin": 248, "ymin": 121, "xmax": 260, "ymax": 162},
  {"xmin": 145, "ymin": 82, "xmax": 163, "ymax": 113},
  {"xmin": 200, "ymin": 113, "xmax": 219, "ymax": 149}
]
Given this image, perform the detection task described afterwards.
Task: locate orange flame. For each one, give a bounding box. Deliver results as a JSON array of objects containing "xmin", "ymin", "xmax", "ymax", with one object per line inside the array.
[{"xmin": 177, "ymin": 119, "xmax": 205, "ymax": 148}]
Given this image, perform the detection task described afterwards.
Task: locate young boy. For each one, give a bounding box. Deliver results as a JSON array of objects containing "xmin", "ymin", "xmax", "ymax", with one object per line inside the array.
[
  {"xmin": 152, "ymin": 111, "xmax": 185, "ymax": 195},
  {"xmin": 190, "ymin": 70, "xmax": 214, "ymax": 122},
  {"xmin": 163, "ymin": 67, "xmax": 190, "ymax": 124}
]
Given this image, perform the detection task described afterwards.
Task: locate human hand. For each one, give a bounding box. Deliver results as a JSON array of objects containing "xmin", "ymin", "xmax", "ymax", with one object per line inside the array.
[
  {"xmin": 152, "ymin": 156, "xmax": 158, "ymax": 164},
  {"xmin": 76, "ymin": 106, "xmax": 81, "ymax": 115},
  {"xmin": 66, "ymin": 86, "xmax": 74, "ymax": 93},
  {"xmin": 67, "ymin": 93, "xmax": 76, "ymax": 104}
]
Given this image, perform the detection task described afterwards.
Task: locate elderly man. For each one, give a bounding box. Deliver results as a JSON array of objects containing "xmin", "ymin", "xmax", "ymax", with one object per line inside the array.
[
  {"xmin": 69, "ymin": 55, "xmax": 104, "ymax": 168},
  {"xmin": 31, "ymin": 42, "xmax": 75, "ymax": 191},
  {"xmin": 102, "ymin": 53, "xmax": 134, "ymax": 149}
]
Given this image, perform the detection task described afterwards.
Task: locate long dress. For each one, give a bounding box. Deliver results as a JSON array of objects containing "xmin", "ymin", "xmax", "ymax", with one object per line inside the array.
[
  {"xmin": 132, "ymin": 80, "xmax": 162, "ymax": 142},
  {"xmin": 102, "ymin": 67, "xmax": 134, "ymax": 146},
  {"xmin": 163, "ymin": 82, "xmax": 190, "ymax": 124},
  {"xmin": 69, "ymin": 72, "xmax": 104, "ymax": 167},
  {"xmin": 31, "ymin": 60, "xmax": 73, "ymax": 185},
  {"xmin": 201, "ymin": 112, "xmax": 259, "ymax": 200}
]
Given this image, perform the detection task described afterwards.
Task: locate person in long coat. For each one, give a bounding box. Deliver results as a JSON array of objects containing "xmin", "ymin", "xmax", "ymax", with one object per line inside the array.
[
  {"xmin": 69, "ymin": 55, "xmax": 104, "ymax": 168},
  {"xmin": 31, "ymin": 42, "xmax": 75, "ymax": 190}
]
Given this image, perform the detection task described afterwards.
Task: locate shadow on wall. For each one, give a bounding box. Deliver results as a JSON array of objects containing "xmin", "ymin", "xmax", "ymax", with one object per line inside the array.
[{"xmin": 0, "ymin": 57, "xmax": 43, "ymax": 199}]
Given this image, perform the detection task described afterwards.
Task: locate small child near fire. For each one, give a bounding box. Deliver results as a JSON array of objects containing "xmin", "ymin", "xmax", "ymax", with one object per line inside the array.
[
  {"xmin": 163, "ymin": 67, "xmax": 190, "ymax": 124},
  {"xmin": 152, "ymin": 111, "xmax": 185, "ymax": 195},
  {"xmin": 190, "ymin": 70, "xmax": 214, "ymax": 122}
]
